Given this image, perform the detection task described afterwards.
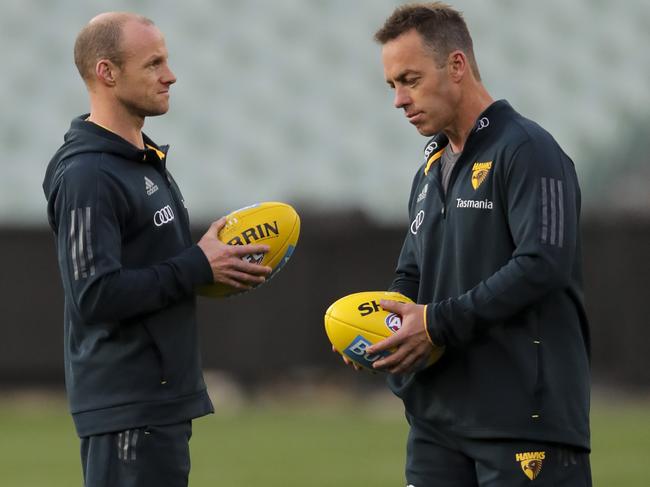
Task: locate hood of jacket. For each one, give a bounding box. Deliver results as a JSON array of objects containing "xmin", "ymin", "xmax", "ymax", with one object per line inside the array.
[{"xmin": 43, "ymin": 115, "xmax": 166, "ymax": 201}]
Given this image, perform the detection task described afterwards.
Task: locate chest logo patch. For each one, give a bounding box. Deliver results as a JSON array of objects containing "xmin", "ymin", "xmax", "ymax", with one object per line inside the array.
[
  {"xmin": 410, "ymin": 210, "xmax": 425, "ymax": 235},
  {"xmin": 516, "ymin": 451, "xmax": 545, "ymax": 480},
  {"xmin": 476, "ymin": 117, "xmax": 490, "ymax": 131},
  {"xmin": 416, "ymin": 183, "xmax": 429, "ymax": 203},
  {"xmin": 145, "ymin": 176, "xmax": 159, "ymax": 196},
  {"xmin": 423, "ymin": 141, "xmax": 438, "ymax": 162},
  {"xmin": 153, "ymin": 205, "xmax": 175, "ymax": 227},
  {"xmin": 471, "ymin": 161, "xmax": 492, "ymax": 190}
]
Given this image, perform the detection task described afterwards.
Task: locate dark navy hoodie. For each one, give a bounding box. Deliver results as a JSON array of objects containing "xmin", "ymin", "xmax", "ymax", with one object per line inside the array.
[{"xmin": 43, "ymin": 116, "xmax": 214, "ymax": 437}]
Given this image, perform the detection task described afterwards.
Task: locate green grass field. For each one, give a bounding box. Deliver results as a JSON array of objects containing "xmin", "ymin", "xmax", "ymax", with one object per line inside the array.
[{"xmin": 1, "ymin": 390, "xmax": 648, "ymax": 486}]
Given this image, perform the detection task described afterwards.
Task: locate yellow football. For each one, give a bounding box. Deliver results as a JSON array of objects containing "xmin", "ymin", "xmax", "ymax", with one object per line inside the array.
[
  {"xmin": 324, "ymin": 291, "xmax": 444, "ymax": 371},
  {"xmin": 197, "ymin": 202, "xmax": 300, "ymax": 298}
]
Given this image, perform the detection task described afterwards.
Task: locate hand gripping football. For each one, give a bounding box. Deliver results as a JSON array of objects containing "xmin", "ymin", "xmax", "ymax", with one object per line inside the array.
[
  {"xmin": 197, "ymin": 202, "xmax": 300, "ymax": 298},
  {"xmin": 324, "ymin": 291, "xmax": 444, "ymax": 371}
]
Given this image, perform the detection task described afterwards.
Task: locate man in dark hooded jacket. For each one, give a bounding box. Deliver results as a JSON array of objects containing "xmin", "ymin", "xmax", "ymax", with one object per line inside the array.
[{"xmin": 43, "ymin": 12, "xmax": 270, "ymax": 487}]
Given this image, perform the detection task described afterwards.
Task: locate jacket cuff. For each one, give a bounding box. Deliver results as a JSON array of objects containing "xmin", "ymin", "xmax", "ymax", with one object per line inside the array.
[
  {"xmin": 425, "ymin": 303, "xmax": 446, "ymax": 347},
  {"xmin": 174, "ymin": 244, "xmax": 214, "ymax": 287},
  {"xmin": 422, "ymin": 304, "xmax": 435, "ymax": 345}
]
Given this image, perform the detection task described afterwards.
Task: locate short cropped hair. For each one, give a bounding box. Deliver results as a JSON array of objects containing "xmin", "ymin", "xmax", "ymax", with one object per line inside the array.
[
  {"xmin": 74, "ymin": 13, "xmax": 154, "ymax": 83},
  {"xmin": 374, "ymin": 2, "xmax": 481, "ymax": 81}
]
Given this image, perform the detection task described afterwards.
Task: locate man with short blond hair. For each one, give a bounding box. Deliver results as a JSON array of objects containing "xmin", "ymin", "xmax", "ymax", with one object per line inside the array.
[{"xmin": 43, "ymin": 12, "xmax": 271, "ymax": 486}]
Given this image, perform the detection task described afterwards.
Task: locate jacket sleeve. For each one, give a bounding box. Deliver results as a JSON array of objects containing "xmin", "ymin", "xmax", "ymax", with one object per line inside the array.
[
  {"xmin": 53, "ymin": 158, "xmax": 213, "ymax": 324},
  {"xmin": 388, "ymin": 235, "xmax": 420, "ymax": 301},
  {"xmin": 388, "ymin": 172, "xmax": 422, "ymax": 301},
  {"xmin": 426, "ymin": 136, "xmax": 580, "ymax": 347}
]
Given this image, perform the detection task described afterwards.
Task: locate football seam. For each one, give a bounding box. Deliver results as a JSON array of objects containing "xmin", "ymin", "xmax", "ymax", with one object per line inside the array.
[{"xmin": 324, "ymin": 314, "xmax": 391, "ymax": 339}]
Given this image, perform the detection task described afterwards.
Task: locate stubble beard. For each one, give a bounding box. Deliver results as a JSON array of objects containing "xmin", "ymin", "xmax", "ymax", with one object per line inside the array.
[{"xmin": 120, "ymin": 95, "xmax": 169, "ymax": 120}]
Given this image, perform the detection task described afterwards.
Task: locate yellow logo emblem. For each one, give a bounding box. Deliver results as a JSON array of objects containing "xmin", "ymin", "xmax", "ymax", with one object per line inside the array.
[
  {"xmin": 471, "ymin": 161, "xmax": 492, "ymax": 190},
  {"xmin": 515, "ymin": 451, "xmax": 545, "ymax": 480}
]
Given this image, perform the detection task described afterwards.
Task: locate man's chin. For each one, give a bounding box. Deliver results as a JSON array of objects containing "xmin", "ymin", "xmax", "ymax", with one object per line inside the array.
[
  {"xmin": 143, "ymin": 106, "xmax": 170, "ymax": 117},
  {"xmin": 416, "ymin": 126, "xmax": 436, "ymax": 137}
]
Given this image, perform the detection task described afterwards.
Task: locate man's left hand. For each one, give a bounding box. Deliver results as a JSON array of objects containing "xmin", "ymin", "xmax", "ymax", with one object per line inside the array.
[{"xmin": 367, "ymin": 300, "xmax": 433, "ymax": 374}]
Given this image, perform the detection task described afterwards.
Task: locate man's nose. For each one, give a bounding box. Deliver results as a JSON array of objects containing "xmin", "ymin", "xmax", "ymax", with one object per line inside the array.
[
  {"xmin": 394, "ymin": 86, "xmax": 411, "ymax": 109},
  {"xmin": 163, "ymin": 64, "xmax": 177, "ymax": 85}
]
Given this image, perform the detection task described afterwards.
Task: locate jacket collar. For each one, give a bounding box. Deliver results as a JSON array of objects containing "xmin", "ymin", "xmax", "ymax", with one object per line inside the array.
[{"xmin": 422, "ymin": 99, "xmax": 514, "ymax": 175}]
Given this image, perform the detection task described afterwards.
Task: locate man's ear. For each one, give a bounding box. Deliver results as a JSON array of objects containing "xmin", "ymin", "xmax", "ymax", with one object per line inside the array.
[
  {"xmin": 95, "ymin": 59, "xmax": 118, "ymax": 86},
  {"xmin": 447, "ymin": 50, "xmax": 467, "ymax": 82}
]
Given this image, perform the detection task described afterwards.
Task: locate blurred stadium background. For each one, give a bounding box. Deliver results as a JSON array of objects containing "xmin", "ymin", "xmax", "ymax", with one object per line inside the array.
[{"xmin": 1, "ymin": 0, "xmax": 649, "ymax": 485}]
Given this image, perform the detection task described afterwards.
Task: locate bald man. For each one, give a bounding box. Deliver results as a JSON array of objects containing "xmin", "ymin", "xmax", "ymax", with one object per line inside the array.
[{"xmin": 43, "ymin": 13, "xmax": 271, "ymax": 486}]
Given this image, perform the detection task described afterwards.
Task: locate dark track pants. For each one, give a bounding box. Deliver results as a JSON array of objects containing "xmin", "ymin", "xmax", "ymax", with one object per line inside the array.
[
  {"xmin": 80, "ymin": 421, "xmax": 192, "ymax": 487},
  {"xmin": 405, "ymin": 414, "xmax": 591, "ymax": 487}
]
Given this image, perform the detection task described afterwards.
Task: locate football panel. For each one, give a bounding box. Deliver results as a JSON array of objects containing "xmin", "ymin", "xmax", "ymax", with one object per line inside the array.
[
  {"xmin": 264, "ymin": 209, "xmax": 300, "ymax": 272},
  {"xmin": 218, "ymin": 203, "xmax": 298, "ymax": 267},
  {"xmin": 325, "ymin": 291, "xmax": 414, "ymax": 337},
  {"xmin": 324, "ymin": 315, "xmax": 393, "ymax": 370}
]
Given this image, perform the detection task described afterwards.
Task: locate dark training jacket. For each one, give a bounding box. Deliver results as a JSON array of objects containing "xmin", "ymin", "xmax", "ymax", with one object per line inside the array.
[
  {"xmin": 43, "ymin": 116, "xmax": 214, "ymax": 437},
  {"xmin": 389, "ymin": 100, "xmax": 590, "ymax": 450}
]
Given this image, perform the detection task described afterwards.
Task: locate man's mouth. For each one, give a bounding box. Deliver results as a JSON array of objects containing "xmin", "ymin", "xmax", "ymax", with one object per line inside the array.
[{"xmin": 406, "ymin": 111, "xmax": 423, "ymax": 123}]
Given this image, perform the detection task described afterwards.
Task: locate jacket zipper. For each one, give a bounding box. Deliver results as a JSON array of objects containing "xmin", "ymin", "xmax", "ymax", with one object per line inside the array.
[
  {"xmin": 147, "ymin": 146, "xmax": 192, "ymax": 247},
  {"xmin": 440, "ymin": 132, "xmax": 480, "ymax": 218},
  {"xmin": 431, "ymin": 161, "xmax": 447, "ymax": 220},
  {"xmin": 164, "ymin": 172, "xmax": 192, "ymax": 245}
]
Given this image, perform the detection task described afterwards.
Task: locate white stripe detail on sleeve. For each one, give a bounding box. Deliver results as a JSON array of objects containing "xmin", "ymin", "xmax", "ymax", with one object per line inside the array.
[
  {"xmin": 117, "ymin": 432, "xmax": 123, "ymax": 460},
  {"xmin": 77, "ymin": 209, "xmax": 87, "ymax": 278},
  {"xmin": 70, "ymin": 207, "xmax": 95, "ymax": 280},
  {"xmin": 70, "ymin": 209, "xmax": 79, "ymax": 280},
  {"xmin": 130, "ymin": 429, "xmax": 139, "ymax": 461},
  {"xmin": 123, "ymin": 429, "xmax": 130, "ymax": 461},
  {"xmin": 540, "ymin": 177, "xmax": 564, "ymax": 247},
  {"xmin": 84, "ymin": 207, "xmax": 96, "ymax": 276},
  {"xmin": 549, "ymin": 179, "xmax": 557, "ymax": 246}
]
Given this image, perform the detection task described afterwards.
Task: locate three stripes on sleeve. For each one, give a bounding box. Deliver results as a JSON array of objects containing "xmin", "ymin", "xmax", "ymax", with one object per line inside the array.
[
  {"xmin": 70, "ymin": 207, "xmax": 96, "ymax": 280},
  {"xmin": 540, "ymin": 177, "xmax": 564, "ymax": 248}
]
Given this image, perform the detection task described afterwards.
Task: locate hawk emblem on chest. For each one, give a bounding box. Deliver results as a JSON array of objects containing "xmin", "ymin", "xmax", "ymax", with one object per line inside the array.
[{"xmin": 471, "ymin": 161, "xmax": 492, "ymax": 190}]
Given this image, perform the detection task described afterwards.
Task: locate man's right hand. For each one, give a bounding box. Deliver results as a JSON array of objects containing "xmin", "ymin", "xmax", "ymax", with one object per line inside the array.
[{"xmin": 197, "ymin": 217, "xmax": 272, "ymax": 291}]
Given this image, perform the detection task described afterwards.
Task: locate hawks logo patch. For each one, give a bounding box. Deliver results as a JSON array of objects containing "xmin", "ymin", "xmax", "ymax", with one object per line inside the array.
[
  {"xmin": 471, "ymin": 161, "xmax": 492, "ymax": 190},
  {"xmin": 515, "ymin": 451, "xmax": 545, "ymax": 480}
]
